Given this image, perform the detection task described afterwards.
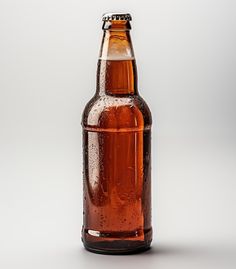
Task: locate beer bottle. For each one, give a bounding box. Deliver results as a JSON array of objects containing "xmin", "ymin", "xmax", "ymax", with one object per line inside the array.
[{"xmin": 81, "ymin": 13, "xmax": 152, "ymax": 254}]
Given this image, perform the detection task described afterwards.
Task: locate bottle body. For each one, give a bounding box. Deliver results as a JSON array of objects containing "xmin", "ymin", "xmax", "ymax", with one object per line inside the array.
[{"xmin": 81, "ymin": 14, "xmax": 152, "ymax": 254}]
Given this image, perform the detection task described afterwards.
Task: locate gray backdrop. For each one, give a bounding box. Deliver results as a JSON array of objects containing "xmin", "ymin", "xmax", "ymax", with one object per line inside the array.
[{"xmin": 0, "ymin": 0, "xmax": 236, "ymax": 268}]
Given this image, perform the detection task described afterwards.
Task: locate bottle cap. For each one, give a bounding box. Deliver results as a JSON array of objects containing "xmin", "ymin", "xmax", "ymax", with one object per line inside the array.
[{"xmin": 102, "ymin": 13, "xmax": 132, "ymax": 21}]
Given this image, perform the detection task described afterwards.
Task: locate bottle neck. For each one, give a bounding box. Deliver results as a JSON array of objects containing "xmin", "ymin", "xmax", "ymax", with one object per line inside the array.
[{"xmin": 96, "ymin": 26, "xmax": 138, "ymax": 95}]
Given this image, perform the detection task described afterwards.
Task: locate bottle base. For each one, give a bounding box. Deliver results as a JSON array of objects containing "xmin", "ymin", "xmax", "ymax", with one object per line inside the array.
[
  {"xmin": 83, "ymin": 240, "xmax": 151, "ymax": 255},
  {"xmin": 82, "ymin": 226, "xmax": 152, "ymax": 255}
]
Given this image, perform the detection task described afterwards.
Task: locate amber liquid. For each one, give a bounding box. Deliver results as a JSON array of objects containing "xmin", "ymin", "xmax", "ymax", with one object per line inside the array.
[{"xmin": 82, "ymin": 59, "xmax": 152, "ymax": 254}]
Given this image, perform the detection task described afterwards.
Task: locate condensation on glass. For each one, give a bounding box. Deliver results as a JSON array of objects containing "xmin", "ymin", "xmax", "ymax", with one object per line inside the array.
[{"xmin": 81, "ymin": 13, "xmax": 152, "ymax": 254}]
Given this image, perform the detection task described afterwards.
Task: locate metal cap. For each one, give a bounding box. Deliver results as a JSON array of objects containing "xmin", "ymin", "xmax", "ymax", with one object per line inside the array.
[{"xmin": 102, "ymin": 13, "xmax": 132, "ymax": 21}]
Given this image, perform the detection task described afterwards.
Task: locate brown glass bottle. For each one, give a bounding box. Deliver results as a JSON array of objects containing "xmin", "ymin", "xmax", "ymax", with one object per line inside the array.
[{"xmin": 81, "ymin": 13, "xmax": 152, "ymax": 254}]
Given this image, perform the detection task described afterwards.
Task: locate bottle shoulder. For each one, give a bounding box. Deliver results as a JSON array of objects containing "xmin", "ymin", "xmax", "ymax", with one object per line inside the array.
[{"xmin": 82, "ymin": 94, "xmax": 152, "ymax": 129}]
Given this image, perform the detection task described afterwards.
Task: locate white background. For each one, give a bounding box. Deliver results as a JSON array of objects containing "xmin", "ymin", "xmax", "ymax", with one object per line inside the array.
[{"xmin": 0, "ymin": 0, "xmax": 236, "ymax": 268}]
